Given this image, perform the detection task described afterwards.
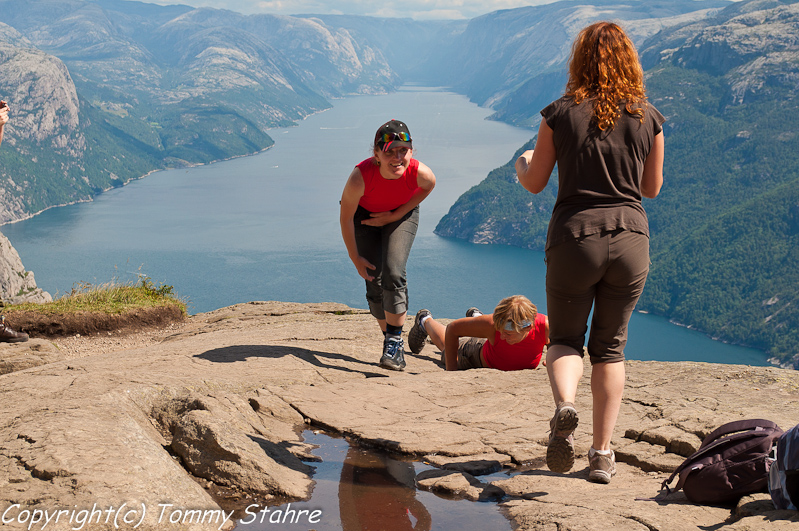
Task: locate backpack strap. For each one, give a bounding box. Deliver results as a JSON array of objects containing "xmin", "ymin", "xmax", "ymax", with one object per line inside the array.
[
  {"xmin": 662, "ymin": 465, "xmax": 688, "ymax": 496},
  {"xmin": 662, "ymin": 452, "xmax": 707, "ymax": 495},
  {"xmin": 700, "ymin": 419, "xmax": 781, "ymax": 447}
]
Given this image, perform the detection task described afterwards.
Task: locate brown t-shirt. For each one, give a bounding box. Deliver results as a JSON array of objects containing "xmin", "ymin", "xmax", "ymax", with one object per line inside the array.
[{"xmin": 541, "ymin": 97, "xmax": 665, "ymax": 250}]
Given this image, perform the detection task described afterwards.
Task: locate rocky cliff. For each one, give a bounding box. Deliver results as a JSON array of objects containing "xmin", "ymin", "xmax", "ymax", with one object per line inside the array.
[
  {"xmin": 418, "ymin": 0, "xmax": 730, "ymax": 126},
  {"xmin": 0, "ymin": 230, "xmax": 50, "ymax": 305},
  {"xmin": 0, "ymin": 301, "xmax": 796, "ymax": 530}
]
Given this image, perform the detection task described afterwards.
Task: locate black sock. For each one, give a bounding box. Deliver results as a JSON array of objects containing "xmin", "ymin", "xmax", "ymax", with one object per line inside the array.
[{"xmin": 386, "ymin": 324, "xmax": 402, "ymax": 338}]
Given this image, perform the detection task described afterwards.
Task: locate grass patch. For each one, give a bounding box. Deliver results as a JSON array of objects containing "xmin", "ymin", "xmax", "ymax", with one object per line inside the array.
[
  {"xmin": 6, "ymin": 278, "xmax": 187, "ymax": 316},
  {"xmin": 3, "ymin": 278, "xmax": 187, "ymax": 337}
]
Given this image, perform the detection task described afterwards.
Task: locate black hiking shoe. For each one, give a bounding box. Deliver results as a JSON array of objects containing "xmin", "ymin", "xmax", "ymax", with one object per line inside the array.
[
  {"xmin": 408, "ymin": 309, "xmax": 431, "ymax": 354},
  {"xmin": 379, "ymin": 335, "xmax": 406, "ymax": 371}
]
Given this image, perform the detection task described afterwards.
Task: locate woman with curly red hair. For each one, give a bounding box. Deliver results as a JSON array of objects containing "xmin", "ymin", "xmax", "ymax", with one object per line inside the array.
[{"xmin": 515, "ymin": 22, "xmax": 665, "ymax": 483}]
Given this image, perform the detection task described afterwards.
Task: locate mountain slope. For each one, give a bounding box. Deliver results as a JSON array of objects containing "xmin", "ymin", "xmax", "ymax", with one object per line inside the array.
[
  {"xmin": 0, "ymin": 0, "xmax": 409, "ymax": 223},
  {"xmin": 436, "ymin": 0, "xmax": 799, "ymax": 367},
  {"xmin": 417, "ymin": 0, "xmax": 730, "ymax": 126}
]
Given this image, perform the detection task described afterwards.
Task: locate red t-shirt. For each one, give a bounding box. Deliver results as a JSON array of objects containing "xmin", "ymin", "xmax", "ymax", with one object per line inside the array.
[
  {"xmin": 481, "ymin": 313, "xmax": 547, "ymax": 371},
  {"xmin": 357, "ymin": 158, "xmax": 420, "ymax": 212}
]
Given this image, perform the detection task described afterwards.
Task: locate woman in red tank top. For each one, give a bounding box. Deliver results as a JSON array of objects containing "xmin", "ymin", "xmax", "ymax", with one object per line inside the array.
[
  {"xmin": 407, "ymin": 295, "xmax": 549, "ymax": 372},
  {"xmin": 339, "ymin": 120, "xmax": 436, "ymax": 372}
]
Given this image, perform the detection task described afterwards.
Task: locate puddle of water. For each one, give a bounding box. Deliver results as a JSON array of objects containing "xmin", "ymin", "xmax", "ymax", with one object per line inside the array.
[{"xmin": 237, "ymin": 430, "xmax": 513, "ymax": 530}]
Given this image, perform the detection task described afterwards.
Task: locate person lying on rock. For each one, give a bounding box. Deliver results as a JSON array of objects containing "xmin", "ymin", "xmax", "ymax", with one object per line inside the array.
[{"xmin": 407, "ymin": 295, "xmax": 548, "ymax": 371}]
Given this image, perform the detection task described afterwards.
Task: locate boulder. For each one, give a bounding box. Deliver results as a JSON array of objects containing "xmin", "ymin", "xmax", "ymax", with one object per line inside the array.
[{"xmin": 169, "ymin": 395, "xmax": 313, "ymax": 500}]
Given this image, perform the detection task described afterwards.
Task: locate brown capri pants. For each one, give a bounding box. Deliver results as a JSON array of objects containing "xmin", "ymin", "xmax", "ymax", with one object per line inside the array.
[
  {"xmin": 441, "ymin": 337, "xmax": 486, "ymax": 370},
  {"xmin": 545, "ymin": 229, "xmax": 650, "ymax": 364}
]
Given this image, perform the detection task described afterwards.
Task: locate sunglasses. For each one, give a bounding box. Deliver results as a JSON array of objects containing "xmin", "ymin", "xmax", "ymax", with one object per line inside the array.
[
  {"xmin": 503, "ymin": 319, "xmax": 532, "ymax": 331},
  {"xmin": 379, "ymin": 131, "xmax": 411, "ymax": 144}
]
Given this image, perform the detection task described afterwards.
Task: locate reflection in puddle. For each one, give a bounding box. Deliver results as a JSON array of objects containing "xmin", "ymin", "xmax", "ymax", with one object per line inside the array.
[
  {"xmin": 238, "ymin": 430, "xmax": 512, "ymax": 530},
  {"xmin": 339, "ymin": 443, "xmax": 431, "ymax": 529}
]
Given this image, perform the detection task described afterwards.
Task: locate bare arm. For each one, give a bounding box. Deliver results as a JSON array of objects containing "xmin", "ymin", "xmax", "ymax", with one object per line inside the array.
[
  {"xmin": 543, "ymin": 315, "xmax": 550, "ymax": 345},
  {"xmin": 641, "ymin": 131, "xmax": 664, "ymax": 198},
  {"xmin": 0, "ymin": 101, "xmax": 9, "ymax": 146},
  {"xmin": 339, "ymin": 168, "xmax": 376, "ymax": 281},
  {"xmin": 443, "ymin": 314, "xmax": 496, "ymax": 371},
  {"xmin": 361, "ymin": 161, "xmax": 436, "ymax": 227},
  {"xmin": 515, "ymin": 119, "xmax": 557, "ymax": 194}
]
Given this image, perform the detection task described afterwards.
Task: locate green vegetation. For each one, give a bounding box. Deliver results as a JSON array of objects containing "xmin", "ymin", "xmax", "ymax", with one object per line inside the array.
[
  {"xmin": 640, "ymin": 65, "xmax": 799, "ymax": 366},
  {"xmin": 435, "ymin": 139, "xmax": 557, "ymax": 250},
  {"xmin": 5, "ymin": 277, "xmax": 187, "ymax": 316}
]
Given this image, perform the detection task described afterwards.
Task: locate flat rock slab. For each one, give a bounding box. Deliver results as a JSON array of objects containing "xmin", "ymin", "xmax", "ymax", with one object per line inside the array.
[
  {"xmin": 1, "ymin": 301, "xmax": 798, "ymax": 530},
  {"xmin": 0, "ymin": 339, "xmax": 65, "ymax": 375},
  {"xmin": 416, "ymin": 468, "xmax": 505, "ymax": 501}
]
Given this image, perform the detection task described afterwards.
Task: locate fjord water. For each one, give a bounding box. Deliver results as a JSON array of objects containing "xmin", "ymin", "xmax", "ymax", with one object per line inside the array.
[{"xmin": 2, "ymin": 86, "xmax": 767, "ymax": 366}]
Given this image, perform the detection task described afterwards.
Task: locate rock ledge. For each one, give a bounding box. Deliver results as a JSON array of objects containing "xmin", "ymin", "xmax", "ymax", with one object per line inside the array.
[{"xmin": 1, "ymin": 301, "xmax": 797, "ymax": 530}]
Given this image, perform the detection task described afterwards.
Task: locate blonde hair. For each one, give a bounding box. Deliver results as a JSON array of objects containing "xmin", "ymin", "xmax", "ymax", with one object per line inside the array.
[
  {"xmin": 493, "ymin": 295, "xmax": 537, "ymax": 333},
  {"xmin": 565, "ymin": 21, "xmax": 647, "ymax": 131}
]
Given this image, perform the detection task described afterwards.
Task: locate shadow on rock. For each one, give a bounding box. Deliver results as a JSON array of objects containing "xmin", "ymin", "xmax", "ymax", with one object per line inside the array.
[
  {"xmin": 196, "ymin": 344, "xmax": 388, "ymax": 378},
  {"xmin": 411, "ymin": 350, "xmax": 445, "ymax": 367}
]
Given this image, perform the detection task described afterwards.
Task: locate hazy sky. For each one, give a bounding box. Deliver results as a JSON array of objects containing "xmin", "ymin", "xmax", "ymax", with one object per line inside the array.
[{"xmin": 141, "ymin": 0, "xmax": 559, "ymax": 20}]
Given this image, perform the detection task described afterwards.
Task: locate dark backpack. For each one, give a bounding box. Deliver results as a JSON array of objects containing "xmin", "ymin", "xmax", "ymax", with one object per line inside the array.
[
  {"xmin": 661, "ymin": 419, "xmax": 783, "ymax": 505},
  {"xmin": 769, "ymin": 423, "xmax": 799, "ymax": 510}
]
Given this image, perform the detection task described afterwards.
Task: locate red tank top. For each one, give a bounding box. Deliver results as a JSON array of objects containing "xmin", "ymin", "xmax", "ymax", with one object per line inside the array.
[
  {"xmin": 481, "ymin": 313, "xmax": 547, "ymax": 371},
  {"xmin": 357, "ymin": 158, "xmax": 420, "ymax": 212}
]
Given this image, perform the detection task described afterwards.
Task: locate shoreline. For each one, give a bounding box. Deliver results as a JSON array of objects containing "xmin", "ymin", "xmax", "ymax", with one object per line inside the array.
[
  {"xmin": 0, "ymin": 82, "xmax": 415, "ymax": 229},
  {"xmin": 0, "ymin": 144, "xmax": 279, "ymax": 228}
]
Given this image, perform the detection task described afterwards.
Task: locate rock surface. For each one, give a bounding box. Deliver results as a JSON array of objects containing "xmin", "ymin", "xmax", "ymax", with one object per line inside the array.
[{"xmin": 0, "ymin": 301, "xmax": 797, "ymax": 530}]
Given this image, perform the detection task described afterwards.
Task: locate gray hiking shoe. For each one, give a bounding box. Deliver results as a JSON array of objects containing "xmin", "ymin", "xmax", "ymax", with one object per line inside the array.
[
  {"xmin": 408, "ymin": 309, "xmax": 431, "ymax": 354},
  {"xmin": 547, "ymin": 401, "xmax": 578, "ymax": 473},
  {"xmin": 588, "ymin": 449, "xmax": 616, "ymax": 484},
  {"xmin": 379, "ymin": 335, "xmax": 406, "ymax": 371},
  {"xmin": 466, "ymin": 307, "xmax": 482, "ymax": 317}
]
